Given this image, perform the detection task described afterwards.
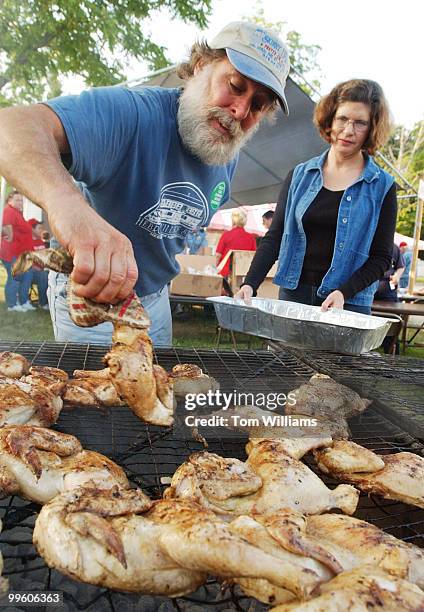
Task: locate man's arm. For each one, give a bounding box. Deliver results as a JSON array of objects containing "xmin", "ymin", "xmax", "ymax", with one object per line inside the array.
[{"xmin": 0, "ymin": 104, "xmax": 137, "ymax": 302}]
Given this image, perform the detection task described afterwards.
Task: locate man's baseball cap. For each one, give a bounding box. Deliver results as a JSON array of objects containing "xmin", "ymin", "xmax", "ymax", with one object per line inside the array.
[
  {"xmin": 399, "ymin": 241, "xmax": 408, "ymax": 248},
  {"xmin": 209, "ymin": 21, "xmax": 290, "ymax": 115}
]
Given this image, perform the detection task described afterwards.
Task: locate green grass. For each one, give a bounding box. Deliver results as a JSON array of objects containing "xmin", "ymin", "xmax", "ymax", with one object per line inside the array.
[
  {"xmin": 0, "ymin": 267, "xmax": 258, "ymax": 348},
  {"xmin": 1, "ymin": 265, "xmax": 423, "ymax": 355}
]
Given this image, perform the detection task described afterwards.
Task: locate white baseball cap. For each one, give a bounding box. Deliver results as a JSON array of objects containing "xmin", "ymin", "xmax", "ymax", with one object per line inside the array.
[{"xmin": 209, "ymin": 21, "xmax": 290, "ymax": 115}]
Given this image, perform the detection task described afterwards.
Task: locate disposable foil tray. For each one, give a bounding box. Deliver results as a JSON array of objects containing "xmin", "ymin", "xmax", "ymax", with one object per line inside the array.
[{"xmin": 208, "ymin": 296, "xmax": 395, "ymax": 355}]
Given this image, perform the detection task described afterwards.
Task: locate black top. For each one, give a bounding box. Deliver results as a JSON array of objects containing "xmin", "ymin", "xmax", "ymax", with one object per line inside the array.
[{"xmin": 243, "ymin": 169, "xmax": 398, "ymax": 300}]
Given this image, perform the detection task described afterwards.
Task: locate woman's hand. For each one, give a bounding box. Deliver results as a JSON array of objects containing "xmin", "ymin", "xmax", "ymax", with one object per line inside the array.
[
  {"xmin": 235, "ymin": 285, "xmax": 254, "ymax": 304},
  {"xmin": 321, "ymin": 290, "xmax": 345, "ymax": 311}
]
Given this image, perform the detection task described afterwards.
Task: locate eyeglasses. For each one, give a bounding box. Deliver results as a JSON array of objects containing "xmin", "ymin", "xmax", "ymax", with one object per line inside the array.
[{"xmin": 333, "ymin": 115, "xmax": 370, "ymax": 133}]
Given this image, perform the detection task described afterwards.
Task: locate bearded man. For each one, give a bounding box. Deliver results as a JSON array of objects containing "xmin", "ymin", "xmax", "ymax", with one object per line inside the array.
[{"xmin": 0, "ymin": 22, "xmax": 290, "ymax": 345}]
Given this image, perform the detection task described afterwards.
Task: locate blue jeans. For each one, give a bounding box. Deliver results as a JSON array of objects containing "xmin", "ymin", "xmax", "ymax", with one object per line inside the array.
[
  {"xmin": 32, "ymin": 269, "xmax": 49, "ymax": 306},
  {"xmin": 278, "ymin": 284, "xmax": 371, "ymax": 315},
  {"xmin": 1, "ymin": 258, "xmax": 33, "ymax": 308},
  {"xmin": 47, "ymin": 272, "xmax": 172, "ymax": 346}
]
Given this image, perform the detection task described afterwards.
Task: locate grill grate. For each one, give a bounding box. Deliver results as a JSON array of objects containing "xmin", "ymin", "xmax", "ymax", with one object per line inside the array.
[
  {"xmin": 272, "ymin": 344, "xmax": 424, "ymax": 440},
  {"xmin": 0, "ymin": 341, "xmax": 423, "ymax": 611}
]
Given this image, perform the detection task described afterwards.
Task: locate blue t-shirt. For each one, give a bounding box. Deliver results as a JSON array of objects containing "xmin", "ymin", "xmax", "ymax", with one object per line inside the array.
[{"xmin": 46, "ymin": 86, "xmax": 237, "ymax": 296}]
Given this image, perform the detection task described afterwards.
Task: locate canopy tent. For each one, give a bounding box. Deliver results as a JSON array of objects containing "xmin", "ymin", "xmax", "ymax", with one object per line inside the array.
[
  {"xmin": 130, "ymin": 67, "xmax": 326, "ymax": 208},
  {"xmin": 395, "ymin": 231, "xmax": 424, "ymax": 251}
]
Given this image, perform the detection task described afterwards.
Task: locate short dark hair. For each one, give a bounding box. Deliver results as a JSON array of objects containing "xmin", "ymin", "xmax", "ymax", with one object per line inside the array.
[
  {"xmin": 313, "ymin": 79, "xmax": 392, "ymax": 154},
  {"xmin": 262, "ymin": 210, "xmax": 274, "ymax": 221}
]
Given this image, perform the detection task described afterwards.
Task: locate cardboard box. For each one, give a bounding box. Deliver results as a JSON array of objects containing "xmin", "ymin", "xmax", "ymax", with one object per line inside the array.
[
  {"xmin": 230, "ymin": 250, "xmax": 278, "ymax": 298},
  {"xmin": 171, "ymin": 274, "xmax": 223, "ymax": 297},
  {"xmin": 256, "ymin": 278, "xmax": 279, "ymax": 299},
  {"xmin": 176, "ymin": 254, "xmax": 217, "ymax": 270},
  {"xmin": 171, "ymin": 253, "xmax": 223, "ymax": 297}
]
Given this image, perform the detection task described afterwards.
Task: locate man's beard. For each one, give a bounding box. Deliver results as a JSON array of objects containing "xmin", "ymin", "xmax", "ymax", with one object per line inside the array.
[{"xmin": 177, "ymin": 65, "xmax": 259, "ymax": 166}]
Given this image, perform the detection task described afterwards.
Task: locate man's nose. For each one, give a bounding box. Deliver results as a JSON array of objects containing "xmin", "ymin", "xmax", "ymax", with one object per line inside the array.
[{"xmin": 230, "ymin": 95, "xmax": 251, "ymax": 121}]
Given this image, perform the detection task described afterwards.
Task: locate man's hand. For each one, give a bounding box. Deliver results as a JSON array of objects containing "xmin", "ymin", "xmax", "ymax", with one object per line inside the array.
[
  {"xmin": 48, "ymin": 199, "xmax": 138, "ymax": 303},
  {"xmin": 235, "ymin": 285, "xmax": 254, "ymax": 304},
  {"xmin": 321, "ymin": 290, "xmax": 345, "ymax": 312}
]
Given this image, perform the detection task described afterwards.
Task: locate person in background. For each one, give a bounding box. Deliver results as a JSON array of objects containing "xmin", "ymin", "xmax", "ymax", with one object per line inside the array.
[
  {"xmin": 262, "ymin": 210, "xmax": 274, "ymax": 231},
  {"xmin": 237, "ymin": 79, "xmax": 396, "ymax": 315},
  {"xmin": 28, "ymin": 219, "xmax": 49, "ymax": 309},
  {"xmin": 185, "ymin": 227, "xmax": 208, "ymax": 255},
  {"xmin": 374, "ymin": 242, "xmax": 405, "ymax": 354},
  {"xmin": 0, "ymin": 21, "xmax": 290, "ymax": 345},
  {"xmin": 398, "ymin": 241, "xmax": 412, "ymax": 289},
  {"xmin": 0, "ymin": 191, "xmax": 34, "ymax": 312},
  {"xmin": 374, "ymin": 242, "xmax": 405, "ymax": 302},
  {"xmin": 216, "ymin": 209, "xmax": 256, "ymax": 278}
]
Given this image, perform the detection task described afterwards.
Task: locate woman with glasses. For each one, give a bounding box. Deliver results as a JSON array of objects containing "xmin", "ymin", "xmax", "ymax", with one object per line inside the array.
[{"xmin": 236, "ymin": 79, "xmax": 396, "ymax": 315}]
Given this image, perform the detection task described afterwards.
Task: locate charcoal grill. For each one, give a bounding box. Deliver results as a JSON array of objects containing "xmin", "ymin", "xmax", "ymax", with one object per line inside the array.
[{"xmin": 0, "ymin": 340, "xmax": 424, "ymax": 611}]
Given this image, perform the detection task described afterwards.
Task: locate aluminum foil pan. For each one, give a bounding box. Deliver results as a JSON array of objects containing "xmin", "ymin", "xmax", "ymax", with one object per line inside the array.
[{"xmin": 208, "ymin": 296, "xmax": 395, "ymax": 355}]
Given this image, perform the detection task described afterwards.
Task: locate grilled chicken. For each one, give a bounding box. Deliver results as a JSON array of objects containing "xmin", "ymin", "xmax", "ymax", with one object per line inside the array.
[
  {"xmin": 166, "ymin": 442, "xmax": 359, "ymax": 517},
  {"xmin": 34, "ymin": 489, "xmax": 320, "ymax": 598},
  {"xmin": 13, "ymin": 249, "xmax": 173, "ymax": 424},
  {"xmin": 151, "ymin": 499, "xmax": 320, "ymax": 599},
  {"xmin": 313, "ymin": 440, "xmax": 385, "ymax": 473},
  {"xmin": 171, "ymin": 364, "xmax": 219, "ymax": 399},
  {"xmin": 210, "ymin": 405, "xmax": 335, "ymax": 459},
  {"xmin": 314, "ymin": 442, "xmax": 424, "ymax": 509},
  {"xmin": 229, "ymin": 508, "xmax": 424, "ymax": 605},
  {"xmin": 271, "ymin": 566, "xmax": 424, "ymax": 611},
  {"xmin": 73, "ymin": 368, "xmax": 112, "ymax": 380},
  {"xmin": 306, "ymin": 514, "xmax": 424, "ymax": 587},
  {"xmin": 236, "ymin": 509, "xmax": 424, "ymax": 586},
  {"xmin": 13, "ymin": 249, "xmax": 150, "ymax": 330},
  {"xmin": 64, "ymin": 378, "xmax": 124, "ymax": 407},
  {"xmin": 0, "ymin": 425, "xmax": 129, "ymax": 503},
  {"xmin": 0, "ymin": 351, "xmax": 29, "ymax": 378},
  {"xmin": 105, "ymin": 325, "xmax": 174, "ymax": 426},
  {"xmin": 22, "ymin": 365, "xmax": 69, "ymax": 396},
  {"xmin": 34, "ymin": 487, "xmax": 203, "ymax": 596},
  {"xmin": 287, "ymin": 373, "xmax": 371, "ymax": 420},
  {"xmin": 0, "ymin": 377, "xmax": 62, "ymax": 427},
  {"xmin": 244, "ymin": 440, "xmax": 358, "ymax": 516},
  {"xmin": 228, "ymin": 512, "xmax": 337, "ymax": 605},
  {"xmin": 164, "ymin": 452, "xmax": 263, "ymax": 513}
]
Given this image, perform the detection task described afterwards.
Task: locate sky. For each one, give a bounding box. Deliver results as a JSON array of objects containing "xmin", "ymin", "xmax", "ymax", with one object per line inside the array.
[{"xmin": 87, "ymin": 0, "xmax": 422, "ymax": 130}]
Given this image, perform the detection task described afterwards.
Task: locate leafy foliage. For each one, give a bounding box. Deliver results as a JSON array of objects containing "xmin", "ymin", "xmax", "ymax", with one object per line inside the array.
[
  {"xmin": 379, "ymin": 120, "xmax": 424, "ymax": 238},
  {"xmin": 0, "ymin": 0, "xmax": 212, "ymax": 106},
  {"xmin": 242, "ymin": 4, "xmax": 322, "ymax": 96}
]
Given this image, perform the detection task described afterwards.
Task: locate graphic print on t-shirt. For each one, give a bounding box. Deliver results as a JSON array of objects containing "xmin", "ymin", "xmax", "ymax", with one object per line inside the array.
[{"xmin": 136, "ymin": 182, "xmax": 210, "ymax": 239}]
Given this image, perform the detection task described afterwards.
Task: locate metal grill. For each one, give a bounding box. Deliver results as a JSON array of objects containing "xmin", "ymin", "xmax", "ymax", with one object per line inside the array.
[
  {"xmin": 271, "ymin": 344, "xmax": 424, "ymax": 440},
  {"xmin": 0, "ymin": 341, "xmax": 424, "ymax": 611}
]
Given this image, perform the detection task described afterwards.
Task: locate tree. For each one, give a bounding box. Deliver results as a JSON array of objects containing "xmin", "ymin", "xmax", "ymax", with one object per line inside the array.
[
  {"xmin": 0, "ymin": 0, "xmax": 212, "ymax": 106},
  {"xmin": 243, "ymin": 5, "xmax": 322, "ymax": 97},
  {"xmin": 379, "ymin": 120, "xmax": 424, "ymax": 238}
]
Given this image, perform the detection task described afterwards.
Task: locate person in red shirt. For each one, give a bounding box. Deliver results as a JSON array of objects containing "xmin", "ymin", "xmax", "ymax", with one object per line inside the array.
[
  {"xmin": 0, "ymin": 191, "xmax": 34, "ymax": 312},
  {"xmin": 28, "ymin": 218, "xmax": 49, "ymax": 309},
  {"xmin": 216, "ymin": 209, "xmax": 256, "ymax": 278}
]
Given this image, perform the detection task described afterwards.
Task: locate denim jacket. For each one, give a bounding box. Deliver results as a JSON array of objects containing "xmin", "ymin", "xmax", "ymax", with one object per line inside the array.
[{"xmin": 273, "ymin": 150, "xmax": 395, "ymax": 306}]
